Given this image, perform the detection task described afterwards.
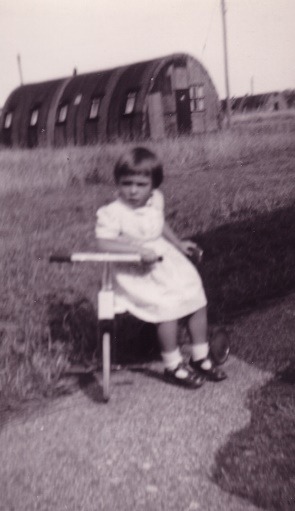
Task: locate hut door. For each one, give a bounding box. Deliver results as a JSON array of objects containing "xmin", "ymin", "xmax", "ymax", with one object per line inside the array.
[
  {"xmin": 176, "ymin": 89, "xmax": 191, "ymax": 134},
  {"xmin": 3, "ymin": 128, "xmax": 12, "ymax": 147},
  {"xmin": 28, "ymin": 126, "xmax": 38, "ymax": 148}
]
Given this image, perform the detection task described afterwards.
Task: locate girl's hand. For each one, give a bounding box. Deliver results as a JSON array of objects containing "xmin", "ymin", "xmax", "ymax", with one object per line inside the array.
[
  {"xmin": 179, "ymin": 241, "xmax": 204, "ymax": 262},
  {"xmin": 179, "ymin": 240, "xmax": 196, "ymax": 256},
  {"xmin": 140, "ymin": 248, "xmax": 160, "ymax": 264}
]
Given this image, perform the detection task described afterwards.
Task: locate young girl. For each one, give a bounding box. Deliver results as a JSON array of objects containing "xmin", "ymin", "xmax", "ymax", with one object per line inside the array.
[{"xmin": 95, "ymin": 147, "xmax": 226, "ymax": 388}]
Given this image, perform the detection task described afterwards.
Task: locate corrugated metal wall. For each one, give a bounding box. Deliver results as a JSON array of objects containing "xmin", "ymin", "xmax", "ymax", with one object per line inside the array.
[{"xmin": 0, "ymin": 53, "xmax": 220, "ymax": 148}]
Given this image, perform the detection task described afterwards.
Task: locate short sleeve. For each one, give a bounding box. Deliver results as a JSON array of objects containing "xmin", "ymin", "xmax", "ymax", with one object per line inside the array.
[
  {"xmin": 151, "ymin": 189, "xmax": 165, "ymax": 211},
  {"xmin": 95, "ymin": 203, "xmax": 121, "ymax": 239}
]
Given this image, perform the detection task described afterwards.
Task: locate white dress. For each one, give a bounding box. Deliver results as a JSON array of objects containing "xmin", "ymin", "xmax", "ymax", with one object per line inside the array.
[{"xmin": 95, "ymin": 190, "xmax": 207, "ymax": 323}]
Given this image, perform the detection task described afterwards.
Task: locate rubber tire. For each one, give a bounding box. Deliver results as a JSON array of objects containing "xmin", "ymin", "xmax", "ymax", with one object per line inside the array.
[
  {"xmin": 210, "ymin": 330, "xmax": 230, "ymax": 366},
  {"xmin": 102, "ymin": 332, "xmax": 111, "ymax": 402}
]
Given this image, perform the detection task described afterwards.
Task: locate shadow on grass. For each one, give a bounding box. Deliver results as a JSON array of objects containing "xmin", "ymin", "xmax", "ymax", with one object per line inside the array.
[
  {"xmin": 192, "ymin": 203, "xmax": 295, "ymax": 324},
  {"xmin": 47, "ymin": 295, "xmax": 161, "ymax": 400},
  {"xmin": 47, "ymin": 292, "xmax": 99, "ymax": 364},
  {"xmin": 190, "ymin": 205, "xmax": 295, "ymax": 510},
  {"xmin": 48, "ymin": 296, "xmax": 160, "ymax": 364},
  {"xmin": 212, "ymin": 367, "xmax": 295, "ymax": 511}
]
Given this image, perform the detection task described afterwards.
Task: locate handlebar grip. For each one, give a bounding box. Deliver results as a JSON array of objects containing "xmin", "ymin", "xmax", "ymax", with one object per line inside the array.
[
  {"xmin": 49, "ymin": 253, "xmax": 72, "ymax": 263},
  {"xmin": 49, "ymin": 253, "xmax": 163, "ymax": 264}
]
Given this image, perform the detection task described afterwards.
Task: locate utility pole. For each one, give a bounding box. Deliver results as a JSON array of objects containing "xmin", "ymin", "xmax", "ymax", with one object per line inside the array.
[
  {"xmin": 17, "ymin": 54, "xmax": 24, "ymax": 85},
  {"xmin": 221, "ymin": 0, "xmax": 231, "ymax": 128}
]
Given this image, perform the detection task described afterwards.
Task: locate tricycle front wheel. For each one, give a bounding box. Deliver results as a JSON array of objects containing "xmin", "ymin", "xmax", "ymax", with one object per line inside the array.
[{"xmin": 102, "ymin": 332, "xmax": 111, "ymax": 402}]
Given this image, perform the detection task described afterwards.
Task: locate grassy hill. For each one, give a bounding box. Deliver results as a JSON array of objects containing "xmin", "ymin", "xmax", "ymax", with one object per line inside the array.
[{"xmin": 0, "ymin": 111, "xmax": 295, "ymax": 404}]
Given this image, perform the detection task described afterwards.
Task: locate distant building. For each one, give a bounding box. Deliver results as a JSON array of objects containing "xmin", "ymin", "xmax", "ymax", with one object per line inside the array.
[
  {"xmin": 0, "ymin": 53, "xmax": 220, "ymax": 148},
  {"xmin": 221, "ymin": 92, "xmax": 288, "ymax": 114},
  {"xmin": 284, "ymin": 90, "xmax": 295, "ymax": 109}
]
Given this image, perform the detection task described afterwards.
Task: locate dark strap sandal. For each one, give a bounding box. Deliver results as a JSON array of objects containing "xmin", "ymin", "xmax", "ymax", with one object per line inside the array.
[
  {"xmin": 190, "ymin": 358, "xmax": 227, "ymax": 382},
  {"xmin": 164, "ymin": 363, "xmax": 205, "ymax": 389}
]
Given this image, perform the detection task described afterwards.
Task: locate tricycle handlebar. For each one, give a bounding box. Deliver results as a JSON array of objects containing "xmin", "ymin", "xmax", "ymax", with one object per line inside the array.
[
  {"xmin": 49, "ymin": 252, "xmax": 162, "ymax": 264},
  {"xmin": 49, "ymin": 253, "xmax": 72, "ymax": 263}
]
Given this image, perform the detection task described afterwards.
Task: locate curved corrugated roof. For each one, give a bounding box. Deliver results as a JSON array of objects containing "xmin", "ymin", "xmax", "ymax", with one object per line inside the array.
[
  {"xmin": 1, "ymin": 53, "xmax": 220, "ymax": 146},
  {"xmin": 2, "ymin": 79, "xmax": 65, "ymax": 146}
]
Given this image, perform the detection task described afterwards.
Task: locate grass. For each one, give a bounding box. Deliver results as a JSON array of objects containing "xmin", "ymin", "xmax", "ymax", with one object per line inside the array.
[
  {"xmin": 0, "ymin": 113, "xmax": 295, "ymax": 401},
  {"xmin": 197, "ymin": 205, "xmax": 295, "ymax": 325},
  {"xmin": 0, "ymin": 111, "xmax": 295, "ymax": 507}
]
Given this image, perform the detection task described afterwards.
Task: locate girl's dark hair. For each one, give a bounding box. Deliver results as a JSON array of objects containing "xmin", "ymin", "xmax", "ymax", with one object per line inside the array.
[{"xmin": 114, "ymin": 147, "xmax": 163, "ymax": 188}]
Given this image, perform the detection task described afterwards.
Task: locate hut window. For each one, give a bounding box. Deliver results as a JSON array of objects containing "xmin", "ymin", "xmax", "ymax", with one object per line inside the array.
[
  {"xmin": 123, "ymin": 91, "xmax": 137, "ymax": 115},
  {"xmin": 89, "ymin": 97, "xmax": 101, "ymax": 120},
  {"xmin": 74, "ymin": 93, "xmax": 82, "ymax": 106},
  {"xmin": 4, "ymin": 112, "xmax": 13, "ymax": 129},
  {"xmin": 189, "ymin": 85, "xmax": 205, "ymax": 112},
  {"xmin": 30, "ymin": 109, "xmax": 39, "ymax": 127},
  {"xmin": 57, "ymin": 104, "xmax": 68, "ymax": 123}
]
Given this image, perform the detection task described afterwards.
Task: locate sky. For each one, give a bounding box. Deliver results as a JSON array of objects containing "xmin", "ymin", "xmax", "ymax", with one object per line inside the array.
[{"xmin": 0, "ymin": 0, "xmax": 294, "ymax": 106}]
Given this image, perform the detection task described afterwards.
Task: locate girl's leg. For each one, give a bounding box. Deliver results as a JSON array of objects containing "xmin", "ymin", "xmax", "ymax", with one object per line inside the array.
[
  {"xmin": 188, "ymin": 307, "xmax": 211, "ymax": 368},
  {"xmin": 188, "ymin": 307, "xmax": 227, "ymax": 381},
  {"xmin": 157, "ymin": 320, "xmax": 204, "ymax": 388},
  {"xmin": 157, "ymin": 321, "xmax": 182, "ymax": 370},
  {"xmin": 187, "ymin": 306, "xmax": 208, "ymax": 345}
]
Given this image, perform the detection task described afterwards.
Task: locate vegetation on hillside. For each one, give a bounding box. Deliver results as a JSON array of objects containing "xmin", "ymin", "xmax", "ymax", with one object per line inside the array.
[{"xmin": 0, "ymin": 111, "xmax": 295, "ymax": 403}]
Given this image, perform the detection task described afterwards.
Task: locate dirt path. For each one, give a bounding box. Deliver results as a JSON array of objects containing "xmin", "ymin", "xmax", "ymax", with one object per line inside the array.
[{"xmin": 0, "ymin": 355, "xmax": 270, "ymax": 511}]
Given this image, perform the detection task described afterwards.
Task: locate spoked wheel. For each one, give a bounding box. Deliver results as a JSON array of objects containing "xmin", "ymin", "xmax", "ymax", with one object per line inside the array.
[
  {"xmin": 210, "ymin": 329, "xmax": 230, "ymax": 365},
  {"xmin": 102, "ymin": 332, "xmax": 111, "ymax": 402}
]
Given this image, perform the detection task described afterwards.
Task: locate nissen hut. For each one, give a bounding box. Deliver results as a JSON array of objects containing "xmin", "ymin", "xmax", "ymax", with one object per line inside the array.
[{"xmin": 1, "ymin": 53, "xmax": 220, "ymax": 148}]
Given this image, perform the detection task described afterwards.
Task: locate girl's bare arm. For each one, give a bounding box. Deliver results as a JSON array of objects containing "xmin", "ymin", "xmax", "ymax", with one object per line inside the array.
[
  {"xmin": 162, "ymin": 222, "xmax": 183, "ymax": 250},
  {"xmin": 97, "ymin": 237, "xmax": 159, "ymax": 263},
  {"xmin": 163, "ymin": 222, "xmax": 198, "ymax": 256}
]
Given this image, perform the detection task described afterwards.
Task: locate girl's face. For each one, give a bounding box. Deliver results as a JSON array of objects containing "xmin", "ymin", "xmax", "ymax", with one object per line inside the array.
[{"xmin": 117, "ymin": 174, "xmax": 153, "ymax": 208}]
